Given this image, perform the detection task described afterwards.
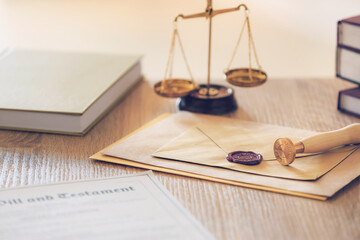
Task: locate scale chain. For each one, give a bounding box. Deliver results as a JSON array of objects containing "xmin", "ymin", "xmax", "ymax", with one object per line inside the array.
[
  {"xmin": 248, "ymin": 17, "xmax": 262, "ymax": 70},
  {"xmin": 226, "ymin": 17, "xmax": 247, "ymax": 71},
  {"xmin": 226, "ymin": 12, "xmax": 263, "ymax": 80},
  {"xmin": 162, "ymin": 24, "xmax": 195, "ymax": 93},
  {"xmin": 162, "ymin": 28, "xmax": 178, "ymax": 91},
  {"xmin": 176, "ymin": 27, "xmax": 195, "ymax": 82},
  {"xmin": 247, "ymin": 17, "xmax": 252, "ymax": 81}
]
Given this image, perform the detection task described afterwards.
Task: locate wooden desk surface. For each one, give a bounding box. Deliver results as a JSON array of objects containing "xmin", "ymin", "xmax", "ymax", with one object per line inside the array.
[{"xmin": 0, "ymin": 78, "xmax": 359, "ymax": 240}]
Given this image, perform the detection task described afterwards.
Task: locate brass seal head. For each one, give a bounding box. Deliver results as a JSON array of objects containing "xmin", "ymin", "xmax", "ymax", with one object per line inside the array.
[{"xmin": 273, "ymin": 138, "xmax": 296, "ymax": 166}]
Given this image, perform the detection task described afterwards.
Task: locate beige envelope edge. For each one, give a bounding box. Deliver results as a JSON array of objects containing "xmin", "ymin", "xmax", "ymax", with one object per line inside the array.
[
  {"xmin": 152, "ymin": 126, "xmax": 357, "ymax": 180},
  {"xmin": 90, "ymin": 113, "xmax": 360, "ymax": 201}
]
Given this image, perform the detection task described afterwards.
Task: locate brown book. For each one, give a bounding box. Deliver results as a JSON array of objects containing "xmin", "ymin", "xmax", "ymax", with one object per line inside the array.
[{"xmin": 338, "ymin": 87, "xmax": 360, "ymax": 118}]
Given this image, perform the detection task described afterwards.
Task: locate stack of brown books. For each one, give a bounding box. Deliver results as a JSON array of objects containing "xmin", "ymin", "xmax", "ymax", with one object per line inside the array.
[{"xmin": 336, "ymin": 15, "xmax": 360, "ymax": 118}]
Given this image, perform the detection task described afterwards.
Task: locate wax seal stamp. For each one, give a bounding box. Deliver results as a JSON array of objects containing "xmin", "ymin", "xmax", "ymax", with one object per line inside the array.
[
  {"xmin": 226, "ymin": 151, "xmax": 263, "ymax": 165},
  {"xmin": 273, "ymin": 123, "xmax": 360, "ymax": 165}
]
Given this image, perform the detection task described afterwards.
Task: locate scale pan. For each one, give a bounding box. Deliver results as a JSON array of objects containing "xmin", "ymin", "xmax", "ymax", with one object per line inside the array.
[
  {"xmin": 225, "ymin": 68, "xmax": 267, "ymax": 87},
  {"xmin": 154, "ymin": 78, "xmax": 196, "ymax": 98}
]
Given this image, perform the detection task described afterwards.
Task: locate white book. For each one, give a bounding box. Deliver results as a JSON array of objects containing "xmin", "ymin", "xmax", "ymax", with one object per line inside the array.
[
  {"xmin": 336, "ymin": 47, "xmax": 360, "ymax": 84},
  {"xmin": 0, "ymin": 48, "xmax": 142, "ymax": 135},
  {"xmin": 338, "ymin": 15, "xmax": 360, "ymax": 51}
]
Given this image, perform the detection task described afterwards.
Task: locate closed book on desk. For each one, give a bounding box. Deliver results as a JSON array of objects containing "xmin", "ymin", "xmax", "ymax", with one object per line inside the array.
[
  {"xmin": 0, "ymin": 48, "xmax": 142, "ymax": 135},
  {"xmin": 338, "ymin": 87, "xmax": 360, "ymax": 118},
  {"xmin": 336, "ymin": 15, "xmax": 360, "ymax": 84}
]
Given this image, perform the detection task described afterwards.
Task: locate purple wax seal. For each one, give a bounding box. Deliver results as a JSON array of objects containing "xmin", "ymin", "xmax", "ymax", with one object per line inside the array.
[{"xmin": 226, "ymin": 151, "xmax": 263, "ymax": 165}]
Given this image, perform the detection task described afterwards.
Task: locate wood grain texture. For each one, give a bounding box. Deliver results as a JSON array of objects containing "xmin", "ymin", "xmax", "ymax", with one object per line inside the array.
[{"xmin": 0, "ymin": 78, "xmax": 359, "ymax": 240}]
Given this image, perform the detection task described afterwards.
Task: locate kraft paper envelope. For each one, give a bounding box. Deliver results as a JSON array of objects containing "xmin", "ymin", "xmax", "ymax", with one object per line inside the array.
[
  {"xmin": 153, "ymin": 125, "xmax": 356, "ymax": 180},
  {"xmin": 95, "ymin": 112, "xmax": 360, "ymax": 200}
]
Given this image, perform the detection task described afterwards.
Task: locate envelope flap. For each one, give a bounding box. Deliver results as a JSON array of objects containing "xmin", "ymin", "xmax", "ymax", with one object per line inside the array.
[{"xmin": 197, "ymin": 124, "xmax": 304, "ymax": 160}]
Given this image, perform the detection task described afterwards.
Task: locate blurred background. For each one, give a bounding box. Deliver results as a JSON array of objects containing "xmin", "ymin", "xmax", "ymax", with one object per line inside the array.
[{"xmin": 0, "ymin": 0, "xmax": 359, "ymax": 81}]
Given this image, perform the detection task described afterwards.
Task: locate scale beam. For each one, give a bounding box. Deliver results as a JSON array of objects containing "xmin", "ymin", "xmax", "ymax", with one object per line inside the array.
[
  {"xmin": 212, "ymin": 4, "xmax": 248, "ymax": 17},
  {"xmin": 173, "ymin": 2, "xmax": 248, "ymax": 94},
  {"xmin": 174, "ymin": 4, "xmax": 248, "ymax": 22}
]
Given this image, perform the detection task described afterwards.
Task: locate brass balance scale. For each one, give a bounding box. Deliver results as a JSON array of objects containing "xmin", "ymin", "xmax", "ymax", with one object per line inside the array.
[{"xmin": 154, "ymin": 0, "xmax": 267, "ymax": 115}]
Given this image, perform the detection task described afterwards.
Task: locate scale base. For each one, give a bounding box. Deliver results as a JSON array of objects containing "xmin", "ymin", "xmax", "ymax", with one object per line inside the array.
[{"xmin": 179, "ymin": 84, "xmax": 237, "ymax": 115}]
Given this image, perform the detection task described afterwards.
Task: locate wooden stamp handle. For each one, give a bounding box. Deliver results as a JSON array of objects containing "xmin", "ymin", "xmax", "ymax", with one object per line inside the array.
[{"xmin": 300, "ymin": 123, "xmax": 360, "ymax": 153}]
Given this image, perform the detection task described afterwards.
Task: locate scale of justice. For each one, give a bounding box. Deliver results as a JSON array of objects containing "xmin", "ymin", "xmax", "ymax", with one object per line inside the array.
[{"xmin": 154, "ymin": 0, "xmax": 267, "ymax": 115}]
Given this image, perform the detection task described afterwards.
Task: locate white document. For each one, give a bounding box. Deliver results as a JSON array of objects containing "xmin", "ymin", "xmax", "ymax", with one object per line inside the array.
[{"xmin": 0, "ymin": 171, "xmax": 213, "ymax": 240}]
